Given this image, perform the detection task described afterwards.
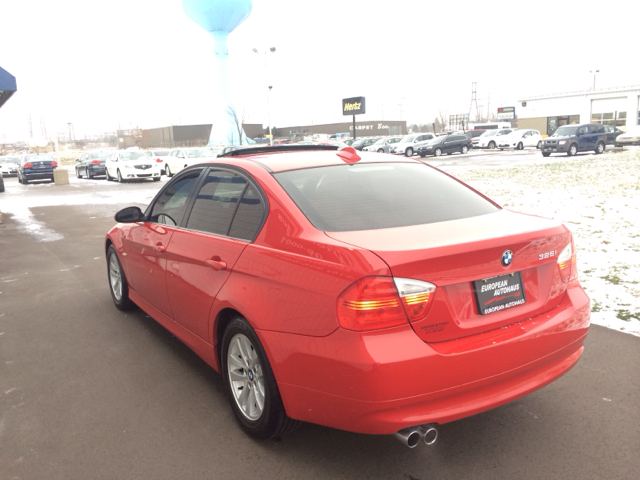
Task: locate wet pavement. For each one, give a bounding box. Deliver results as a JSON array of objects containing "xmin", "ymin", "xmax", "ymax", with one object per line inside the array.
[{"xmin": 1, "ymin": 163, "xmax": 639, "ymax": 479}]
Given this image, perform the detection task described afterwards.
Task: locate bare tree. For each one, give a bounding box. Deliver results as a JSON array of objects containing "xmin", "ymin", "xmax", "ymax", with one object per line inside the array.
[
  {"xmin": 437, "ymin": 109, "xmax": 448, "ymax": 133},
  {"xmin": 227, "ymin": 106, "xmax": 246, "ymax": 145}
]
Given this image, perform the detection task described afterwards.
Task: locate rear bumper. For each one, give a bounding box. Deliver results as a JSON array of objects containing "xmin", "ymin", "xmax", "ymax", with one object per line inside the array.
[
  {"xmin": 24, "ymin": 170, "xmax": 55, "ymax": 180},
  {"xmin": 259, "ymin": 283, "xmax": 590, "ymax": 434},
  {"xmin": 88, "ymin": 165, "xmax": 106, "ymax": 175}
]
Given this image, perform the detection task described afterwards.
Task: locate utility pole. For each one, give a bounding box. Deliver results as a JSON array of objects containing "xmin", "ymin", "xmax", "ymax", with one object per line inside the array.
[
  {"xmin": 469, "ymin": 82, "xmax": 479, "ymax": 122},
  {"xmin": 67, "ymin": 122, "xmax": 75, "ymax": 141}
]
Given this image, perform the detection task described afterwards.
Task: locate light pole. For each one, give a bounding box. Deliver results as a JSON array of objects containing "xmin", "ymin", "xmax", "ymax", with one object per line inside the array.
[
  {"xmin": 253, "ymin": 46, "xmax": 276, "ymax": 145},
  {"xmin": 590, "ymin": 69, "xmax": 600, "ymax": 90}
]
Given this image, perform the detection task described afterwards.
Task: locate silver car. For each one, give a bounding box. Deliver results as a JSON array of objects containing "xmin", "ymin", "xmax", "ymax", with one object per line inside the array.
[{"xmin": 362, "ymin": 136, "xmax": 403, "ymax": 153}]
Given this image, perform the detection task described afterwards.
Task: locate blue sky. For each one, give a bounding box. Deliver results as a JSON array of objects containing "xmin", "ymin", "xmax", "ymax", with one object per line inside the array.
[{"xmin": 1, "ymin": 0, "xmax": 638, "ymax": 141}]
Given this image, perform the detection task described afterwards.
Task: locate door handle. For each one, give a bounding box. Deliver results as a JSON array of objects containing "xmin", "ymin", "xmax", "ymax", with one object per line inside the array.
[
  {"xmin": 154, "ymin": 242, "xmax": 166, "ymax": 253},
  {"xmin": 205, "ymin": 257, "xmax": 227, "ymax": 271}
]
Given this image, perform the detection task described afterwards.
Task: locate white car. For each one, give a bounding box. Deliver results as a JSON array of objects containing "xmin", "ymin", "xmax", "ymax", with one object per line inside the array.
[
  {"xmin": 164, "ymin": 147, "xmax": 223, "ymax": 177},
  {"xmin": 615, "ymin": 126, "xmax": 640, "ymax": 146},
  {"xmin": 497, "ymin": 129, "xmax": 543, "ymax": 150},
  {"xmin": 144, "ymin": 150, "xmax": 172, "ymax": 174},
  {"xmin": 0, "ymin": 155, "xmax": 20, "ymax": 176},
  {"xmin": 389, "ymin": 133, "xmax": 435, "ymax": 156},
  {"xmin": 362, "ymin": 136, "xmax": 402, "ymax": 153},
  {"xmin": 473, "ymin": 129, "xmax": 515, "ymax": 149},
  {"xmin": 105, "ymin": 150, "xmax": 162, "ymax": 183}
]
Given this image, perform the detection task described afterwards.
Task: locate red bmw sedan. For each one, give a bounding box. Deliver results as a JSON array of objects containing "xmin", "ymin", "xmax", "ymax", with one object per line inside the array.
[{"xmin": 105, "ymin": 145, "xmax": 590, "ymax": 446}]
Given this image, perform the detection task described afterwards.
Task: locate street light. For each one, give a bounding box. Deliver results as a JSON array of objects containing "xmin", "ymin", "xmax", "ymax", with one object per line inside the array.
[
  {"xmin": 253, "ymin": 47, "xmax": 276, "ymax": 145},
  {"xmin": 590, "ymin": 69, "xmax": 600, "ymax": 90}
]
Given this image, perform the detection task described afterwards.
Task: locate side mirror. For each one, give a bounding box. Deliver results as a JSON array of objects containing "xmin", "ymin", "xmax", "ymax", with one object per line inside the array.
[{"xmin": 114, "ymin": 206, "xmax": 145, "ymax": 223}]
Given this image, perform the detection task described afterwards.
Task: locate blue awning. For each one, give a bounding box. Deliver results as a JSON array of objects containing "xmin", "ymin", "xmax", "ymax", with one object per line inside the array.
[{"xmin": 0, "ymin": 66, "xmax": 17, "ymax": 109}]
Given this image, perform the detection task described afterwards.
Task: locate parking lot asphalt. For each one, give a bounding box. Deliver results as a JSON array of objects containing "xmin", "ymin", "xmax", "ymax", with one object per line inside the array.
[{"xmin": 1, "ymin": 161, "xmax": 639, "ymax": 480}]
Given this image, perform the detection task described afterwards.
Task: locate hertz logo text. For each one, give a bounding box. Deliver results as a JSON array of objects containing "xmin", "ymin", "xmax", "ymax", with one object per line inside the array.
[{"xmin": 344, "ymin": 102, "xmax": 362, "ymax": 112}]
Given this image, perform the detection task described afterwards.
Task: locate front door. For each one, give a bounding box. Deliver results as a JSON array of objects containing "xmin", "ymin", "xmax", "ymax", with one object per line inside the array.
[{"xmin": 125, "ymin": 169, "xmax": 205, "ymax": 317}]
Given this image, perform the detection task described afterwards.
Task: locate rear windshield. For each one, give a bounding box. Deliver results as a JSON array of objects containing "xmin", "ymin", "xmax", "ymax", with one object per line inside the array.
[
  {"xmin": 274, "ymin": 163, "xmax": 498, "ymax": 232},
  {"xmin": 153, "ymin": 150, "xmax": 170, "ymax": 155},
  {"xmin": 90, "ymin": 152, "xmax": 110, "ymax": 159},
  {"xmin": 25, "ymin": 154, "xmax": 54, "ymax": 162}
]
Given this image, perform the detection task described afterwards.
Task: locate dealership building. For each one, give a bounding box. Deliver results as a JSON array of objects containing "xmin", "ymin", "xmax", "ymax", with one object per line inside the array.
[{"xmin": 517, "ymin": 85, "xmax": 640, "ymax": 136}]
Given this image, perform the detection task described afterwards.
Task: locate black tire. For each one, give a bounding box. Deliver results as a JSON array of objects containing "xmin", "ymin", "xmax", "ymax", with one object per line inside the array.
[
  {"xmin": 77, "ymin": 168, "xmax": 83, "ymax": 179},
  {"xmin": 419, "ymin": 153, "xmax": 426, "ymax": 158},
  {"xmin": 461, "ymin": 145, "xmax": 469, "ymax": 154},
  {"xmin": 106, "ymin": 169, "xmax": 112, "ymax": 181},
  {"xmin": 595, "ymin": 141, "xmax": 605, "ymax": 154},
  {"xmin": 106, "ymin": 245, "xmax": 135, "ymax": 311},
  {"xmin": 517, "ymin": 142, "xmax": 524, "ymax": 150},
  {"xmin": 221, "ymin": 316, "xmax": 300, "ymax": 439},
  {"xmin": 567, "ymin": 144, "xmax": 578, "ymax": 157},
  {"xmin": 434, "ymin": 148, "xmax": 442, "ymax": 157},
  {"xmin": 165, "ymin": 164, "xmax": 173, "ymax": 177},
  {"xmin": 23, "ymin": 176, "xmax": 29, "ymax": 184},
  {"xmin": 87, "ymin": 168, "xmax": 93, "ymax": 179},
  {"xmin": 153, "ymin": 177, "xmax": 160, "ymax": 182},
  {"xmin": 117, "ymin": 169, "xmax": 123, "ymax": 183},
  {"xmin": 542, "ymin": 152, "xmax": 551, "ymax": 157},
  {"xmin": 377, "ymin": 149, "xmax": 384, "ymax": 153},
  {"xmin": 18, "ymin": 175, "xmax": 22, "ymax": 184},
  {"xmin": 405, "ymin": 147, "xmax": 414, "ymax": 157},
  {"xmin": 537, "ymin": 140, "xmax": 542, "ymax": 149},
  {"xmin": 488, "ymin": 141, "xmax": 496, "ymax": 149}
]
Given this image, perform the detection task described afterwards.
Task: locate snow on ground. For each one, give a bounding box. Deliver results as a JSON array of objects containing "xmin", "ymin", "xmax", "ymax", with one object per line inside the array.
[{"xmin": 454, "ymin": 149, "xmax": 640, "ymax": 338}]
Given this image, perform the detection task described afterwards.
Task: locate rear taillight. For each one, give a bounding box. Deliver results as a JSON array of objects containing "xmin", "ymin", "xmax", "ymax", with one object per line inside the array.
[
  {"xmin": 337, "ymin": 277, "xmax": 407, "ymax": 331},
  {"xmin": 394, "ymin": 278, "xmax": 436, "ymax": 322},
  {"xmin": 23, "ymin": 162, "xmax": 33, "ymax": 168},
  {"xmin": 337, "ymin": 276, "xmax": 436, "ymax": 331},
  {"xmin": 557, "ymin": 242, "xmax": 577, "ymax": 282},
  {"xmin": 50, "ymin": 161, "xmax": 58, "ymax": 167},
  {"xmin": 91, "ymin": 160, "xmax": 101, "ymax": 164},
  {"xmin": 156, "ymin": 158, "xmax": 162, "ymax": 163}
]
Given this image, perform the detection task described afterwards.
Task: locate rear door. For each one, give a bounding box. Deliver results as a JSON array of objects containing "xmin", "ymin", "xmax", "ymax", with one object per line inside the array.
[{"xmin": 165, "ymin": 168, "xmax": 267, "ymax": 339}]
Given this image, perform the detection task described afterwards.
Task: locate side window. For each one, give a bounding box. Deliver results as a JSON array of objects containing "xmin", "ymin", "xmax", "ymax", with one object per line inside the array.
[
  {"xmin": 229, "ymin": 184, "xmax": 265, "ymax": 241},
  {"xmin": 578, "ymin": 126, "xmax": 588, "ymax": 135},
  {"xmin": 185, "ymin": 170, "xmax": 249, "ymax": 236},
  {"xmin": 149, "ymin": 170, "xmax": 202, "ymax": 226}
]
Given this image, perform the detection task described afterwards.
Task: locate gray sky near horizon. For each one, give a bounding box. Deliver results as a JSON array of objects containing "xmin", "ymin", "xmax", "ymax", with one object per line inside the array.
[{"xmin": 1, "ymin": 0, "xmax": 639, "ymax": 142}]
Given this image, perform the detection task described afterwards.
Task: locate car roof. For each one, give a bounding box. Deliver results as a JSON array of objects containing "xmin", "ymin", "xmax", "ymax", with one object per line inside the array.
[{"xmin": 213, "ymin": 146, "xmax": 423, "ymax": 173}]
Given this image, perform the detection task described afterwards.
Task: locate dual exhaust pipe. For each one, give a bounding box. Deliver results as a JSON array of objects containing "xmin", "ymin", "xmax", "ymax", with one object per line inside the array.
[{"xmin": 394, "ymin": 424, "xmax": 439, "ymax": 448}]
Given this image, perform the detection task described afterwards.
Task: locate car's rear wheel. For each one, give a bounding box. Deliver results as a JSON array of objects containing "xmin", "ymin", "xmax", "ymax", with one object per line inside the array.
[
  {"xmin": 542, "ymin": 152, "xmax": 551, "ymax": 157},
  {"xmin": 117, "ymin": 169, "xmax": 123, "ymax": 183},
  {"xmin": 488, "ymin": 141, "xmax": 496, "ymax": 149},
  {"xmin": 537, "ymin": 140, "xmax": 542, "ymax": 149},
  {"xmin": 405, "ymin": 147, "xmax": 413, "ymax": 157},
  {"xmin": 377, "ymin": 149, "xmax": 384, "ymax": 153},
  {"xmin": 87, "ymin": 168, "xmax": 93, "ymax": 179},
  {"xmin": 221, "ymin": 317, "xmax": 299, "ymax": 439},
  {"xmin": 22, "ymin": 176, "xmax": 29, "ymax": 184},
  {"xmin": 461, "ymin": 145, "xmax": 469, "ymax": 154},
  {"xmin": 107, "ymin": 245, "xmax": 135, "ymax": 311},
  {"xmin": 77, "ymin": 168, "xmax": 83, "ymax": 179},
  {"xmin": 434, "ymin": 148, "xmax": 442, "ymax": 157},
  {"xmin": 165, "ymin": 164, "xmax": 172, "ymax": 177},
  {"xmin": 595, "ymin": 141, "xmax": 605, "ymax": 154},
  {"xmin": 517, "ymin": 142, "xmax": 524, "ymax": 150},
  {"xmin": 106, "ymin": 169, "xmax": 112, "ymax": 181},
  {"xmin": 567, "ymin": 144, "xmax": 578, "ymax": 156}
]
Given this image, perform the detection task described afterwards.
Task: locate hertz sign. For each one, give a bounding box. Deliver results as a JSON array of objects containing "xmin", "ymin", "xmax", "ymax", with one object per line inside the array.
[{"xmin": 342, "ymin": 96, "xmax": 366, "ymax": 116}]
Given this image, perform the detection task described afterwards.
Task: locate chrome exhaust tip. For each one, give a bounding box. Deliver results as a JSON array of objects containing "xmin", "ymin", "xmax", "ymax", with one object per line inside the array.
[
  {"xmin": 394, "ymin": 427, "xmax": 422, "ymax": 448},
  {"xmin": 417, "ymin": 424, "xmax": 439, "ymax": 446}
]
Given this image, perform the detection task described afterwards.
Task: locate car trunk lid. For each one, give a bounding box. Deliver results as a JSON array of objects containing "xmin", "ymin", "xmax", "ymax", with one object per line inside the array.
[{"xmin": 326, "ymin": 210, "xmax": 571, "ymax": 342}]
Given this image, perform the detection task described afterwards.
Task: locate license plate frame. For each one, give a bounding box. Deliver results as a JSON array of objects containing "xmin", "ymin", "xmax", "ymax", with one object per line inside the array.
[{"xmin": 474, "ymin": 272, "xmax": 526, "ymax": 315}]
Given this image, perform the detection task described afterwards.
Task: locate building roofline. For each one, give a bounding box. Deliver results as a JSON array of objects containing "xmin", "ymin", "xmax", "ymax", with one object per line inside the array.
[{"xmin": 519, "ymin": 84, "xmax": 640, "ymax": 102}]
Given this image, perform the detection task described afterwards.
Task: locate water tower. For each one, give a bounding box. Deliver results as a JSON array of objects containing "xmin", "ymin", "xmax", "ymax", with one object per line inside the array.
[{"xmin": 182, "ymin": 0, "xmax": 253, "ymax": 146}]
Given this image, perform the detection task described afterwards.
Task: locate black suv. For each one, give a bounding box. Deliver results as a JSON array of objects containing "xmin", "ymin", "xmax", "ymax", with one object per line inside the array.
[
  {"xmin": 416, "ymin": 134, "xmax": 471, "ymax": 157},
  {"xmin": 542, "ymin": 124, "xmax": 606, "ymax": 157}
]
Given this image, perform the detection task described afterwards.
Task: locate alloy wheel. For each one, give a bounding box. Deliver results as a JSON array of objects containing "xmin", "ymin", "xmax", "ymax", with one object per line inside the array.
[
  {"xmin": 108, "ymin": 254, "xmax": 122, "ymax": 301},
  {"xmin": 227, "ymin": 333, "xmax": 266, "ymax": 421}
]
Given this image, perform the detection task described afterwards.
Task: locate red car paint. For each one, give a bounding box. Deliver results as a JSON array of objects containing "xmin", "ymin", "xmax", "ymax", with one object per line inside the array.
[{"xmin": 106, "ymin": 150, "xmax": 590, "ymax": 435}]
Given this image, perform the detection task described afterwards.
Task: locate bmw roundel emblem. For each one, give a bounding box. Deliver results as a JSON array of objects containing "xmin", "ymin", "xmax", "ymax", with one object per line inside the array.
[{"xmin": 501, "ymin": 250, "xmax": 513, "ymax": 267}]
